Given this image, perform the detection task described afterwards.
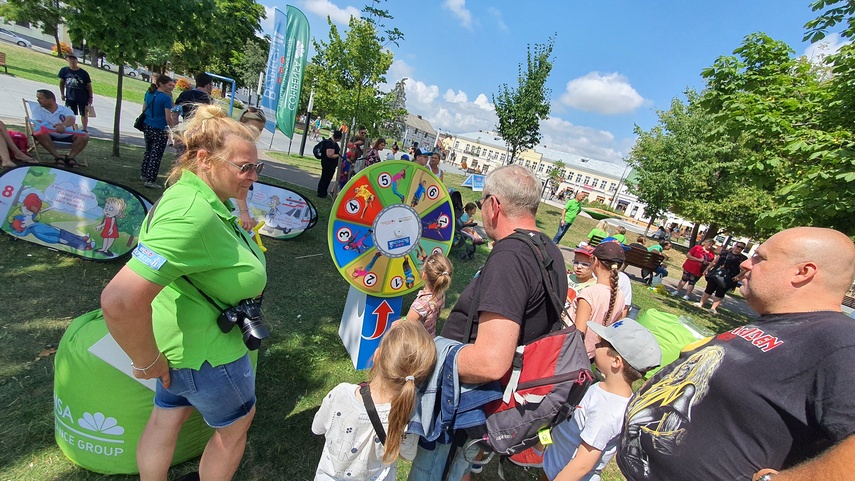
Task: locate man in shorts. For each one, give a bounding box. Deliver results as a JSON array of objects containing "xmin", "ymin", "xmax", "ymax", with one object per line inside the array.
[
  {"xmin": 31, "ymin": 89, "xmax": 89, "ymax": 166},
  {"xmin": 58, "ymin": 54, "xmax": 93, "ymax": 132}
]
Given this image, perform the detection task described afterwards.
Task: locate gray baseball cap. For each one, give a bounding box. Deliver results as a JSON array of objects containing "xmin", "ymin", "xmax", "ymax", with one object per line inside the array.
[{"xmin": 587, "ymin": 318, "xmax": 662, "ymax": 372}]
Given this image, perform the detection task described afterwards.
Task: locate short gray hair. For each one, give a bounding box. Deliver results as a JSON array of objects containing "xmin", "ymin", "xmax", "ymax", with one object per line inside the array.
[{"xmin": 483, "ymin": 165, "xmax": 540, "ymax": 218}]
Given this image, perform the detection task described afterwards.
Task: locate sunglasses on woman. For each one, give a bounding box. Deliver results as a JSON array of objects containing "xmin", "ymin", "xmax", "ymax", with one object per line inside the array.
[{"xmin": 221, "ymin": 158, "xmax": 265, "ymax": 175}]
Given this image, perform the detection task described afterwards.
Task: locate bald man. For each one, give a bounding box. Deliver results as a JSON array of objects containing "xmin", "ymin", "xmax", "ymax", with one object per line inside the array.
[{"xmin": 617, "ymin": 227, "xmax": 855, "ymax": 481}]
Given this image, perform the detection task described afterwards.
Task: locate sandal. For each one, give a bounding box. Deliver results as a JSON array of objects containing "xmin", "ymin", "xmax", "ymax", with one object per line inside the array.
[
  {"xmin": 63, "ymin": 156, "xmax": 79, "ymax": 168},
  {"xmin": 54, "ymin": 157, "xmax": 65, "ymax": 166}
]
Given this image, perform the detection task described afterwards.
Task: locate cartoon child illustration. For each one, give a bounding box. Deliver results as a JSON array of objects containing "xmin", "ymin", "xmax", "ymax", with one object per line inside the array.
[
  {"xmin": 94, "ymin": 196, "xmax": 127, "ymax": 257},
  {"xmin": 343, "ymin": 229, "xmax": 373, "ymax": 254},
  {"xmin": 352, "ymin": 185, "xmax": 376, "ymax": 219},
  {"xmin": 265, "ymin": 195, "xmax": 281, "ymax": 226},
  {"xmin": 402, "ymin": 257, "xmax": 415, "ymax": 288},
  {"xmin": 352, "ymin": 252, "xmax": 382, "ymax": 279},
  {"xmin": 8, "ymin": 193, "xmax": 95, "ymax": 250},
  {"xmin": 390, "ymin": 169, "xmax": 407, "ymax": 203},
  {"xmin": 411, "ymin": 174, "xmax": 427, "ymax": 207}
]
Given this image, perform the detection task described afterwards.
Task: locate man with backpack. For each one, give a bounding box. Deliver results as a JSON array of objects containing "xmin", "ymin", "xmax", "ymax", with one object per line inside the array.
[
  {"xmin": 316, "ymin": 130, "xmax": 342, "ymax": 198},
  {"xmin": 409, "ymin": 165, "xmax": 572, "ymax": 480}
]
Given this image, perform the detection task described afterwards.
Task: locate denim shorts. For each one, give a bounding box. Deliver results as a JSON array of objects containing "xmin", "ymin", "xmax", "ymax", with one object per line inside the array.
[{"xmin": 155, "ymin": 353, "xmax": 256, "ymax": 428}]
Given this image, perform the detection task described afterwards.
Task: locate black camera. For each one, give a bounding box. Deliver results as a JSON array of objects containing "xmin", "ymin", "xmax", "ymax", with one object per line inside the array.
[{"xmin": 217, "ymin": 299, "xmax": 270, "ymax": 350}]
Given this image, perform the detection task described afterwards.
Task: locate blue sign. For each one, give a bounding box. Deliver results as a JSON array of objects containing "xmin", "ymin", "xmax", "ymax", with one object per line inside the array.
[
  {"xmin": 339, "ymin": 287, "xmax": 404, "ymax": 369},
  {"xmin": 387, "ymin": 237, "xmax": 411, "ymax": 250},
  {"xmin": 471, "ymin": 174, "xmax": 486, "ymax": 192}
]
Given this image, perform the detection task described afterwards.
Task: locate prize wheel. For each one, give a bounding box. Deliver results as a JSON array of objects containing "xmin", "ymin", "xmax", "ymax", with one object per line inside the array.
[{"xmin": 329, "ymin": 161, "xmax": 455, "ymax": 297}]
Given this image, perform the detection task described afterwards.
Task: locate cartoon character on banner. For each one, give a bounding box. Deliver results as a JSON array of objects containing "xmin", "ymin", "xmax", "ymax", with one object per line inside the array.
[
  {"xmin": 8, "ymin": 192, "xmax": 95, "ymax": 250},
  {"xmin": 402, "ymin": 257, "xmax": 415, "ymax": 288},
  {"xmin": 94, "ymin": 197, "xmax": 127, "ymax": 257},
  {"xmin": 352, "ymin": 185, "xmax": 376, "ymax": 219},
  {"xmin": 265, "ymin": 195, "xmax": 281, "ymax": 226}
]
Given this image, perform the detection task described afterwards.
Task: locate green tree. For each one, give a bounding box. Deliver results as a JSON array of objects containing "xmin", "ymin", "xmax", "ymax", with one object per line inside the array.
[
  {"xmin": 311, "ymin": 13, "xmax": 400, "ymax": 137},
  {"xmin": 628, "ymin": 91, "xmax": 776, "ymax": 242},
  {"xmin": 234, "ymin": 37, "xmax": 269, "ymax": 91},
  {"xmin": 65, "ymin": 0, "xmax": 215, "ymax": 156},
  {"xmin": 0, "ymin": 0, "xmax": 66, "ymax": 56},
  {"xmin": 493, "ymin": 36, "xmax": 555, "ymax": 163},
  {"xmin": 701, "ymin": 32, "xmax": 854, "ymax": 235}
]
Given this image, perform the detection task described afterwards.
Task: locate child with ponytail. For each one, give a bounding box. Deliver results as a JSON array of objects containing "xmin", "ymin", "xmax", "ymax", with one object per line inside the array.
[
  {"xmin": 569, "ymin": 242, "xmax": 626, "ymax": 360},
  {"xmin": 406, "ymin": 252, "xmax": 454, "ymax": 335},
  {"xmin": 312, "ymin": 320, "xmax": 437, "ymax": 481}
]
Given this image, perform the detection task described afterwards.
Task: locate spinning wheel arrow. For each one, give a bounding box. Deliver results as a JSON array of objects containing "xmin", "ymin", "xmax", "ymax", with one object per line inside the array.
[{"xmin": 364, "ymin": 300, "xmax": 395, "ymax": 340}]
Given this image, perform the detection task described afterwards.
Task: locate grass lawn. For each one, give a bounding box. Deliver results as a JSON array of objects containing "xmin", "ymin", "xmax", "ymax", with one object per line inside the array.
[
  {"xmin": 0, "ymin": 143, "xmax": 749, "ymax": 480},
  {"xmin": 2, "ymin": 43, "xmax": 152, "ymax": 105}
]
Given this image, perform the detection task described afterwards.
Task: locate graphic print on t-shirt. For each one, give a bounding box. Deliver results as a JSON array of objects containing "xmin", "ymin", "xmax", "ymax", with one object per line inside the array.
[{"xmin": 620, "ymin": 343, "xmax": 724, "ymax": 478}]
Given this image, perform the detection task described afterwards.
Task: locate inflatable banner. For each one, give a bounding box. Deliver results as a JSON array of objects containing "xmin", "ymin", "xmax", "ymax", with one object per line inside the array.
[
  {"xmin": 232, "ymin": 181, "xmax": 318, "ymax": 239},
  {"xmin": 0, "ymin": 166, "xmax": 150, "ymax": 260}
]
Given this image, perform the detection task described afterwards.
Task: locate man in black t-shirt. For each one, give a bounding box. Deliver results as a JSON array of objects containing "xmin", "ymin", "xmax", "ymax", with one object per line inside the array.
[
  {"xmin": 440, "ymin": 164, "xmax": 568, "ymax": 377},
  {"xmin": 317, "ymin": 130, "xmax": 342, "ymax": 198},
  {"xmin": 617, "ymin": 227, "xmax": 855, "ymax": 481},
  {"xmin": 57, "ymin": 54, "xmax": 93, "ymax": 131},
  {"xmin": 175, "ymin": 73, "xmax": 213, "ymax": 120}
]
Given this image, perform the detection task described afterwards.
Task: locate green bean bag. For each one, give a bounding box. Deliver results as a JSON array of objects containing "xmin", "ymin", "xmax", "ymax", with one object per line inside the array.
[
  {"xmin": 54, "ymin": 309, "xmax": 213, "ymax": 474},
  {"xmin": 636, "ymin": 308, "xmax": 707, "ymax": 376}
]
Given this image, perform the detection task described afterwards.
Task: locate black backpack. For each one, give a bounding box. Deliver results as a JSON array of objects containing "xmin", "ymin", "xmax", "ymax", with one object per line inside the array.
[{"xmin": 312, "ymin": 139, "xmax": 327, "ymax": 159}]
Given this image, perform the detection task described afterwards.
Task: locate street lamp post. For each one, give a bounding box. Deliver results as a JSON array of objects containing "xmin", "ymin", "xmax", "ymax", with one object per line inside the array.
[{"xmin": 610, "ymin": 162, "xmax": 632, "ymax": 210}]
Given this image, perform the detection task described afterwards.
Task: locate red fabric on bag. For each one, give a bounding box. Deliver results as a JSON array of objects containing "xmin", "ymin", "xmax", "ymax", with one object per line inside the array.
[{"xmin": 8, "ymin": 130, "xmax": 28, "ymax": 155}]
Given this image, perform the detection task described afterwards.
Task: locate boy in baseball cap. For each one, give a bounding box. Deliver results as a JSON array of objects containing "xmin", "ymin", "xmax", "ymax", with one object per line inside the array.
[{"xmin": 540, "ymin": 318, "xmax": 661, "ymax": 480}]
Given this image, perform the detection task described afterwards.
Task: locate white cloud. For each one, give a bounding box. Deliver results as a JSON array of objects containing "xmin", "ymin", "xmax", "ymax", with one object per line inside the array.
[
  {"xmin": 301, "ymin": 0, "xmax": 361, "ymax": 25},
  {"xmin": 444, "ymin": 89, "xmax": 468, "ymax": 103},
  {"xmin": 473, "ymin": 94, "xmax": 493, "ymax": 111},
  {"xmin": 539, "ymin": 116, "xmax": 627, "ymax": 164},
  {"xmin": 803, "ymin": 32, "xmax": 851, "ymax": 65},
  {"xmin": 443, "ymin": 0, "xmax": 473, "ymax": 29},
  {"xmin": 406, "ymin": 80, "xmax": 440, "ymax": 107},
  {"xmin": 559, "ymin": 72, "xmax": 646, "ymax": 115},
  {"xmin": 487, "ymin": 7, "xmax": 508, "ymax": 31},
  {"xmin": 260, "ymin": 5, "xmax": 276, "ymax": 33}
]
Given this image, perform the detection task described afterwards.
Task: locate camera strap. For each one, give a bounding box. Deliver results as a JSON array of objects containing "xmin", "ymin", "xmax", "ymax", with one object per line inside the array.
[
  {"xmin": 182, "ymin": 275, "xmax": 225, "ymax": 312},
  {"xmin": 358, "ymin": 382, "xmax": 386, "ymax": 445}
]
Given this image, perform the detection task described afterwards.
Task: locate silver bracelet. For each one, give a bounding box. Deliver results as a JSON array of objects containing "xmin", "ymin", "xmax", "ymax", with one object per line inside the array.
[{"xmin": 131, "ymin": 351, "xmax": 161, "ymax": 375}]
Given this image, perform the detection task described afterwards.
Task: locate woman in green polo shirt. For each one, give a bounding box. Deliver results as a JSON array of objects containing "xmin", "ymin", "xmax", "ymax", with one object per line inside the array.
[{"xmin": 101, "ymin": 105, "xmax": 267, "ymax": 480}]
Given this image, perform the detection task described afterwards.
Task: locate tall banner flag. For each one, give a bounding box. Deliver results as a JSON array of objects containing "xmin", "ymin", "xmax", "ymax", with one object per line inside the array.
[
  {"xmin": 260, "ymin": 8, "xmax": 287, "ymax": 133},
  {"xmin": 275, "ymin": 5, "xmax": 310, "ymax": 138}
]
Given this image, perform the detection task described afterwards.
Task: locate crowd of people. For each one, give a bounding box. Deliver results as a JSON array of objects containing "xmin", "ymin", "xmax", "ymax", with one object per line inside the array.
[{"xmin": 87, "ymin": 75, "xmax": 855, "ymax": 481}]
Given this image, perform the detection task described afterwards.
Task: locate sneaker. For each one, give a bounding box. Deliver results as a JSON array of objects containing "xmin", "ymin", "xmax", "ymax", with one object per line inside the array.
[
  {"xmin": 682, "ymin": 295, "xmax": 691, "ymax": 301},
  {"xmin": 693, "ymin": 302, "xmax": 703, "ymax": 309},
  {"xmin": 509, "ymin": 447, "xmax": 543, "ymax": 468},
  {"xmin": 144, "ymin": 181, "xmax": 163, "ymax": 189},
  {"xmin": 709, "ymin": 308, "xmax": 720, "ymax": 315},
  {"xmin": 470, "ymin": 463, "xmax": 483, "ymax": 474},
  {"xmin": 139, "ymin": 175, "xmax": 146, "ymax": 181}
]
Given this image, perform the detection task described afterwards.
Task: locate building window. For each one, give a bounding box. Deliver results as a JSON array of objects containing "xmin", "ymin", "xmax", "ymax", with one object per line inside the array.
[
  {"xmin": 575, "ymin": 174, "xmax": 583, "ymax": 183},
  {"xmin": 600, "ymin": 180, "xmax": 608, "ymax": 189},
  {"xmin": 593, "ymin": 178, "xmax": 600, "ymax": 188},
  {"xmin": 464, "ymin": 145, "xmax": 470, "ymax": 153},
  {"xmin": 630, "ymin": 206, "xmax": 639, "ymax": 217},
  {"xmin": 596, "ymin": 196, "xmax": 606, "ymax": 203},
  {"xmin": 500, "ymin": 154, "xmax": 506, "ymax": 162},
  {"xmin": 583, "ymin": 176, "xmax": 591, "ymax": 185},
  {"xmin": 454, "ymin": 141, "xmax": 459, "ymax": 148},
  {"xmin": 609, "ymin": 182, "xmax": 617, "ymax": 192},
  {"xmin": 538, "ymin": 164, "xmax": 544, "ymax": 172}
]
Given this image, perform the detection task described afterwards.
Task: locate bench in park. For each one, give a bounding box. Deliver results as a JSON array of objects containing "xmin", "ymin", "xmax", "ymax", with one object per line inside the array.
[
  {"xmin": 0, "ymin": 52, "xmax": 7, "ymax": 74},
  {"xmin": 623, "ymin": 245, "xmax": 665, "ymax": 281},
  {"xmin": 588, "ymin": 234, "xmax": 605, "ymax": 247}
]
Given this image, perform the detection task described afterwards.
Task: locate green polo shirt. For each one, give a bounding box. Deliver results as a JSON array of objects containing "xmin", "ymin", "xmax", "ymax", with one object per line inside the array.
[
  {"xmin": 563, "ymin": 199, "xmax": 583, "ymax": 223},
  {"xmin": 128, "ymin": 170, "xmax": 267, "ymax": 370},
  {"xmin": 648, "ymin": 244, "xmax": 664, "ymax": 253}
]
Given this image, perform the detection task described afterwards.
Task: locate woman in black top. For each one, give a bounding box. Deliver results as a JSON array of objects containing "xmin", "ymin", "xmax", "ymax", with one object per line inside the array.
[{"xmin": 695, "ymin": 242, "xmax": 748, "ymax": 314}]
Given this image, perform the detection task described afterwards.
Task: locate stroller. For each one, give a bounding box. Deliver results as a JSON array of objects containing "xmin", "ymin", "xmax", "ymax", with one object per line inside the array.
[{"xmin": 450, "ymin": 190, "xmax": 477, "ymax": 260}]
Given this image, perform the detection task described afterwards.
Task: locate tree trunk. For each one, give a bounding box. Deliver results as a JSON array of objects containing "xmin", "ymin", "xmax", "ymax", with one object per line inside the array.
[
  {"xmin": 53, "ymin": 32, "xmax": 62, "ymax": 57},
  {"xmin": 644, "ymin": 217, "xmax": 655, "ymax": 236},
  {"xmin": 689, "ymin": 223, "xmax": 700, "ymax": 248},
  {"xmin": 113, "ymin": 58, "xmax": 125, "ymax": 158}
]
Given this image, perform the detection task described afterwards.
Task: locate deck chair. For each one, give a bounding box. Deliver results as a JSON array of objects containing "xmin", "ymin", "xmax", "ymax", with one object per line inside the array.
[{"xmin": 22, "ymin": 98, "xmax": 87, "ymax": 166}]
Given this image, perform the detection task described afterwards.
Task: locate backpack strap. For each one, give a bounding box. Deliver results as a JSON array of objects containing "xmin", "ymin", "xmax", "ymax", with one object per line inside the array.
[{"xmin": 358, "ymin": 382, "xmax": 386, "ymax": 445}]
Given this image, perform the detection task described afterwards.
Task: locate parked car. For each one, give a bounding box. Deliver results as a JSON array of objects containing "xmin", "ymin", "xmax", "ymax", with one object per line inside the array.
[
  {"xmin": 101, "ymin": 62, "xmax": 144, "ymax": 78},
  {"xmin": 0, "ymin": 28, "xmax": 32, "ymax": 48}
]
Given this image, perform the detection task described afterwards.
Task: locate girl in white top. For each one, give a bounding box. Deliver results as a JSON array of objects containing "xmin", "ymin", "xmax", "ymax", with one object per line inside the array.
[
  {"xmin": 428, "ymin": 152, "xmax": 444, "ymax": 182},
  {"xmin": 312, "ymin": 321, "xmax": 436, "ymax": 480}
]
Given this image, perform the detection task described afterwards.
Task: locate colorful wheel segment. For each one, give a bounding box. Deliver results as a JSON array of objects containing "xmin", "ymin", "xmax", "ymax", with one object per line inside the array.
[{"xmin": 328, "ymin": 161, "xmax": 455, "ymax": 297}]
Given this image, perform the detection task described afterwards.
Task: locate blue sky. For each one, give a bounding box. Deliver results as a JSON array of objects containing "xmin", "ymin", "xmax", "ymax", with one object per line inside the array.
[{"xmin": 259, "ymin": 0, "xmax": 847, "ymax": 165}]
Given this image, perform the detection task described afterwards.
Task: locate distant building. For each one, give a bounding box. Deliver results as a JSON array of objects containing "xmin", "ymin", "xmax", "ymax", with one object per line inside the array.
[
  {"xmin": 446, "ymin": 130, "xmax": 653, "ymax": 222},
  {"xmin": 401, "ymin": 114, "xmax": 436, "ymax": 152}
]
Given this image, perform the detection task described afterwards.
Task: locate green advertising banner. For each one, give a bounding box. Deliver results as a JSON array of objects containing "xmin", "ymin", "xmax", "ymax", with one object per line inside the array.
[{"xmin": 276, "ymin": 5, "xmax": 310, "ymax": 138}]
